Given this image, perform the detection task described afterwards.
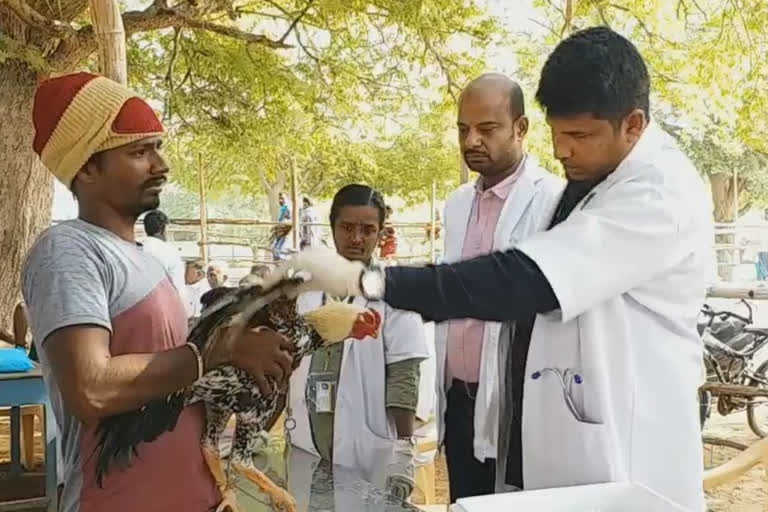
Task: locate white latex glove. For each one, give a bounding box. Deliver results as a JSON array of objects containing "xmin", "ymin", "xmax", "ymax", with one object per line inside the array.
[
  {"xmin": 262, "ymin": 246, "xmax": 365, "ymax": 299},
  {"xmin": 385, "ymin": 439, "xmax": 416, "ymax": 500}
]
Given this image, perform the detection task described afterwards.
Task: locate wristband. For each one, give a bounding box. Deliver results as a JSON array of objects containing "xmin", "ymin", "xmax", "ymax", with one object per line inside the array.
[{"xmin": 186, "ymin": 342, "xmax": 204, "ymax": 380}]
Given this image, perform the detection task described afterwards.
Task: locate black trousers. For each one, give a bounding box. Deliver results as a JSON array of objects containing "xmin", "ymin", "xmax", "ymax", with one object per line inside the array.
[{"xmin": 444, "ymin": 379, "xmax": 496, "ymax": 503}]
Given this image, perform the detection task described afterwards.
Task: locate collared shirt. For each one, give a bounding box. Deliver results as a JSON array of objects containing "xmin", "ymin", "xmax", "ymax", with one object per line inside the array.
[{"xmin": 445, "ymin": 155, "xmax": 526, "ymax": 384}]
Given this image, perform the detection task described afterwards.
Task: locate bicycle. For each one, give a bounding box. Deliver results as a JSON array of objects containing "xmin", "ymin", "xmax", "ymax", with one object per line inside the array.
[{"xmin": 698, "ymin": 299, "xmax": 768, "ymax": 437}]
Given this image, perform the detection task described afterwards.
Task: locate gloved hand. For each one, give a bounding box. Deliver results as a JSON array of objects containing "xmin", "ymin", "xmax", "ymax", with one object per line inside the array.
[
  {"xmin": 261, "ymin": 247, "xmax": 365, "ymax": 299},
  {"xmin": 385, "ymin": 439, "xmax": 416, "ymax": 500}
]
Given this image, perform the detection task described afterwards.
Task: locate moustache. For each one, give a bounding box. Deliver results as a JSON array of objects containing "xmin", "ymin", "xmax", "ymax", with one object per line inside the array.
[{"xmin": 143, "ymin": 177, "xmax": 167, "ymax": 189}]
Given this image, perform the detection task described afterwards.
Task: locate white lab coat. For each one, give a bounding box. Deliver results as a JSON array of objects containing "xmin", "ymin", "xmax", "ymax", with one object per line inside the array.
[
  {"xmin": 436, "ymin": 156, "xmax": 564, "ymax": 461},
  {"xmin": 289, "ymin": 292, "xmax": 430, "ymax": 487},
  {"xmin": 185, "ymin": 278, "xmax": 211, "ymax": 318},
  {"xmin": 509, "ymin": 121, "xmax": 714, "ymax": 511}
]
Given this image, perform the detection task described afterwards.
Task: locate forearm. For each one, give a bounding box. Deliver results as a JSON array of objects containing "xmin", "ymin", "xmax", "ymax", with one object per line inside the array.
[
  {"xmin": 386, "ymin": 358, "xmax": 422, "ymax": 437},
  {"xmin": 389, "ymin": 408, "xmax": 416, "ymax": 437},
  {"xmin": 53, "ymin": 345, "xmax": 198, "ymax": 424},
  {"xmin": 383, "ymin": 249, "xmax": 559, "ymax": 323}
]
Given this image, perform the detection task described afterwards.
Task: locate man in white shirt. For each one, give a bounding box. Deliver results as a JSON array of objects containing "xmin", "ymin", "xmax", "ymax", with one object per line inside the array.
[
  {"xmin": 184, "ymin": 259, "xmax": 210, "ymax": 318},
  {"xmin": 142, "ymin": 210, "xmax": 189, "ymax": 315},
  {"xmin": 206, "ymin": 260, "xmax": 229, "ymax": 288}
]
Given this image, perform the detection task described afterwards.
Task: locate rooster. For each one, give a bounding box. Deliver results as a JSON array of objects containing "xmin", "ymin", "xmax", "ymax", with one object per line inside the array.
[{"xmin": 93, "ymin": 273, "xmax": 381, "ymax": 512}]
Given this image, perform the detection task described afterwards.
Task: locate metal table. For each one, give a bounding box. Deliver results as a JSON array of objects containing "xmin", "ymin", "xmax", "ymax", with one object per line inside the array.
[{"xmin": 0, "ymin": 367, "xmax": 57, "ymax": 512}]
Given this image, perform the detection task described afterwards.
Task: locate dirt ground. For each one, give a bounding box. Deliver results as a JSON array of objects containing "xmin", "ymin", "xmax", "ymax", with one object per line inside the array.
[
  {"xmin": 702, "ymin": 410, "xmax": 768, "ymax": 511},
  {"xmin": 1, "ymin": 411, "xmax": 766, "ymax": 510}
]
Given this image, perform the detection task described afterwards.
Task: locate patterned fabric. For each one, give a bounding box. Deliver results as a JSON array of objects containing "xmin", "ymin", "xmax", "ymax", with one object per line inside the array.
[{"xmin": 32, "ymin": 72, "xmax": 164, "ymax": 188}]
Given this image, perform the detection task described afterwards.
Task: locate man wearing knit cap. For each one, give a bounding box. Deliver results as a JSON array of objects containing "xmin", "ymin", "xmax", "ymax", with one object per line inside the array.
[{"xmin": 21, "ymin": 72, "xmax": 295, "ymax": 512}]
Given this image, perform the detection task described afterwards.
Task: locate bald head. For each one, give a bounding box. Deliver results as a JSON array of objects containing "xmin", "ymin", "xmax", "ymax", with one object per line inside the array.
[
  {"xmin": 457, "ymin": 73, "xmax": 529, "ymax": 184},
  {"xmin": 461, "ymin": 73, "xmax": 525, "ymax": 119}
]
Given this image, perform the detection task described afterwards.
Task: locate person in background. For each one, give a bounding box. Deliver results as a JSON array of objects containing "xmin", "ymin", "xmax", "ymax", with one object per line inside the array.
[
  {"xmin": 439, "ymin": 73, "xmax": 564, "ymax": 502},
  {"xmin": 300, "ymin": 196, "xmax": 320, "ymax": 249},
  {"xmin": 272, "ymin": 192, "xmax": 292, "ymax": 260},
  {"xmin": 289, "ymin": 184, "xmax": 429, "ymax": 501},
  {"xmin": 378, "ymin": 205, "xmax": 397, "ymax": 261},
  {"xmin": 185, "ymin": 259, "xmax": 210, "ymax": 319},
  {"xmin": 239, "ymin": 264, "xmax": 271, "ymax": 287},
  {"xmin": 0, "ymin": 302, "xmax": 28, "ymax": 351},
  {"xmin": 206, "ymin": 260, "xmax": 229, "ymax": 288},
  {"xmin": 142, "ymin": 209, "xmax": 189, "ymax": 315},
  {"xmin": 21, "ymin": 71, "xmax": 295, "ymax": 512}
]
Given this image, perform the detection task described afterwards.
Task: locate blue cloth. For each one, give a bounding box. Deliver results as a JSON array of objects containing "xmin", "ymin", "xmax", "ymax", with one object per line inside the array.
[
  {"xmin": 757, "ymin": 252, "xmax": 768, "ymax": 281},
  {"xmin": 0, "ymin": 347, "xmax": 34, "ymax": 373},
  {"xmin": 278, "ymin": 204, "xmax": 290, "ymax": 222},
  {"xmin": 272, "ymin": 236, "xmax": 288, "ymax": 261}
]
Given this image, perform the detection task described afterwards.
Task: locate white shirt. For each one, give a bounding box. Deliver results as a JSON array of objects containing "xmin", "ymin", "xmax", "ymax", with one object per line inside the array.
[
  {"xmin": 141, "ymin": 237, "xmax": 190, "ymax": 315},
  {"xmin": 186, "ymin": 278, "xmax": 211, "ymax": 318}
]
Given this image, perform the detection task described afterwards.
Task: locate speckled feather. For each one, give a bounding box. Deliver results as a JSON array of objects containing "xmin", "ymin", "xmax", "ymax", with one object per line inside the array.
[{"xmin": 93, "ymin": 279, "xmax": 327, "ymax": 486}]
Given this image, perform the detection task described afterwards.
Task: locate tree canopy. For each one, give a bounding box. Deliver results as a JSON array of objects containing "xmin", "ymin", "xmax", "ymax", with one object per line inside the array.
[{"xmin": 118, "ymin": 0, "xmax": 499, "ymax": 217}]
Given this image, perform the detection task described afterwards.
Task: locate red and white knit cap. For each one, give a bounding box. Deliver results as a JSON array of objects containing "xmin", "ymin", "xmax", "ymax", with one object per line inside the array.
[{"xmin": 32, "ymin": 72, "xmax": 165, "ymax": 188}]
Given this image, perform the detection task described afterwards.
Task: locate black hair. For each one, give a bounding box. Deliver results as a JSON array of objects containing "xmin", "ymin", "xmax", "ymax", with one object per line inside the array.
[
  {"xmin": 329, "ymin": 184, "xmax": 387, "ymax": 228},
  {"xmin": 72, "ymin": 152, "xmax": 104, "ymax": 199},
  {"xmin": 186, "ymin": 259, "xmax": 205, "ymax": 271},
  {"xmin": 143, "ymin": 209, "xmax": 169, "ymax": 237},
  {"xmin": 535, "ymin": 26, "xmax": 650, "ymax": 121}
]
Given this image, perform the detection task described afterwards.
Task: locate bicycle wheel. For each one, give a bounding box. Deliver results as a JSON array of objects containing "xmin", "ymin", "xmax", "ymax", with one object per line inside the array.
[
  {"xmin": 746, "ymin": 359, "xmax": 768, "ymax": 437},
  {"xmin": 702, "ymin": 436, "xmax": 748, "ymax": 471}
]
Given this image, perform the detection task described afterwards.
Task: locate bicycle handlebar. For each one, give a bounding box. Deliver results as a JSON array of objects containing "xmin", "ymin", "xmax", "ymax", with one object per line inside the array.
[{"xmin": 700, "ymin": 308, "xmax": 752, "ymax": 325}]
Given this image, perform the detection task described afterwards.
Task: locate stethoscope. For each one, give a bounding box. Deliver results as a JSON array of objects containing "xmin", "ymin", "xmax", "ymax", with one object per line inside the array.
[{"xmin": 530, "ymin": 367, "xmax": 601, "ymax": 425}]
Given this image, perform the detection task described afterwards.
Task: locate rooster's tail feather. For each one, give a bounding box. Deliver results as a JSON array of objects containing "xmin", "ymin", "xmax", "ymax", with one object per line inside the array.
[{"xmin": 94, "ymin": 391, "xmax": 186, "ymax": 487}]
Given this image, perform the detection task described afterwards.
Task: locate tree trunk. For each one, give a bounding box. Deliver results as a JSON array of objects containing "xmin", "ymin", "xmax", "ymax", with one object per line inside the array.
[
  {"xmin": 259, "ymin": 168, "xmax": 287, "ymax": 221},
  {"xmin": 0, "ymin": 62, "xmax": 54, "ymax": 330},
  {"xmin": 710, "ymin": 173, "xmax": 736, "ymax": 223}
]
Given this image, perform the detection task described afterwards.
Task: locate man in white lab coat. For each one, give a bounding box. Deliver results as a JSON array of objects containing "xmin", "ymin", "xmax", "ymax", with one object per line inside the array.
[
  {"xmin": 266, "ymin": 27, "xmax": 714, "ymax": 511},
  {"xmin": 440, "ymin": 73, "xmax": 563, "ymax": 502}
]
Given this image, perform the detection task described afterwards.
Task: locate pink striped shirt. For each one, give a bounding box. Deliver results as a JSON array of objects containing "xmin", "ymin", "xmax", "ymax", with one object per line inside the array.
[{"xmin": 446, "ymin": 158, "xmax": 525, "ymax": 384}]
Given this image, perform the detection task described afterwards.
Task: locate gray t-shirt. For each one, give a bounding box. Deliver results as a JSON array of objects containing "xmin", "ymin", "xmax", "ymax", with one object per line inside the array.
[{"xmin": 22, "ymin": 219, "xmax": 219, "ymax": 512}]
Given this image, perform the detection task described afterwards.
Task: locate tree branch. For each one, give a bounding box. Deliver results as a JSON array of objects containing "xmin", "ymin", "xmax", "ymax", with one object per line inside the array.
[
  {"xmin": 423, "ymin": 36, "xmax": 458, "ymax": 103},
  {"xmin": 50, "ymin": 4, "xmax": 292, "ymax": 70},
  {"xmin": 278, "ymin": 0, "xmax": 315, "ymax": 44},
  {"xmin": 0, "ymin": 0, "xmax": 75, "ymax": 37}
]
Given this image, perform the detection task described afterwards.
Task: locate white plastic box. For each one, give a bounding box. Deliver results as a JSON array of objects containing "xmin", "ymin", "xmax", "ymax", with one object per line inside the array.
[{"xmin": 450, "ymin": 482, "xmax": 691, "ymax": 512}]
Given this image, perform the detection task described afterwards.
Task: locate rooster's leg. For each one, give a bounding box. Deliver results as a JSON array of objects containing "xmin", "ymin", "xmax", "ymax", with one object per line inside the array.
[
  {"xmin": 203, "ymin": 446, "xmax": 240, "ymax": 512},
  {"xmin": 232, "ymin": 462, "xmax": 296, "ymax": 512},
  {"xmin": 231, "ymin": 410, "xmax": 296, "ymax": 512},
  {"xmin": 203, "ymin": 404, "xmax": 239, "ymax": 512}
]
